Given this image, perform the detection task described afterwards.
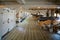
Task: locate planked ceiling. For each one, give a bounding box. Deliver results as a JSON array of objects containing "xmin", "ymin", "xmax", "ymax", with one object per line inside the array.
[
  {"xmin": 25, "ymin": 0, "xmax": 60, "ymax": 5},
  {"xmin": 0, "ymin": 0, "xmax": 60, "ymax": 5},
  {"xmin": 0, "ymin": 0, "xmax": 60, "ymax": 10}
]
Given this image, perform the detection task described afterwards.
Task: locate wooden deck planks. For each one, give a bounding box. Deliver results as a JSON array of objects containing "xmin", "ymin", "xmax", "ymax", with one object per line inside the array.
[{"xmin": 2, "ymin": 16, "xmax": 52, "ymax": 40}]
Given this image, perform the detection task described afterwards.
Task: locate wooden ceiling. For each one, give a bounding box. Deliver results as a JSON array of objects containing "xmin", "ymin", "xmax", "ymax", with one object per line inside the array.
[
  {"xmin": 0, "ymin": 0, "xmax": 60, "ymax": 10},
  {"xmin": 28, "ymin": 7, "xmax": 60, "ymax": 10},
  {"xmin": 0, "ymin": 0, "xmax": 60, "ymax": 5},
  {"xmin": 28, "ymin": 5, "xmax": 59, "ymax": 10}
]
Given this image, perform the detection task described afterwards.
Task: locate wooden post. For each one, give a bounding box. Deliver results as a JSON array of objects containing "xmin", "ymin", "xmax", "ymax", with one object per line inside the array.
[
  {"xmin": 50, "ymin": 9, "xmax": 54, "ymax": 28},
  {"xmin": 46, "ymin": 10, "xmax": 49, "ymax": 17}
]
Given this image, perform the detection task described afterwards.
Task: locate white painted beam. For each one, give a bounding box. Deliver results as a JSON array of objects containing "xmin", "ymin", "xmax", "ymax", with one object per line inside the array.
[
  {"xmin": 21, "ymin": 0, "xmax": 25, "ymax": 4},
  {"xmin": 16, "ymin": 0, "xmax": 25, "ymax": 4}
]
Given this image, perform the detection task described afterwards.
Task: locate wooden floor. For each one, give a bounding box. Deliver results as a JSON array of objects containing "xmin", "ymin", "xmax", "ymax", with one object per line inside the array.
[{"xmin": 2, "ymin": 16, "xmax": 53, "ymax": 40}]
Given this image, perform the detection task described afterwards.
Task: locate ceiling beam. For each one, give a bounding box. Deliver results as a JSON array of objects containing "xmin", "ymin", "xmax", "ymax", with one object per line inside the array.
[
  {"xmin": 21, "ymin": 0, "xmax": 25, "ymax": 4},
  {"xmin": 16, "ymin": 0, "xmax": 25, "ymax": 4}
]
